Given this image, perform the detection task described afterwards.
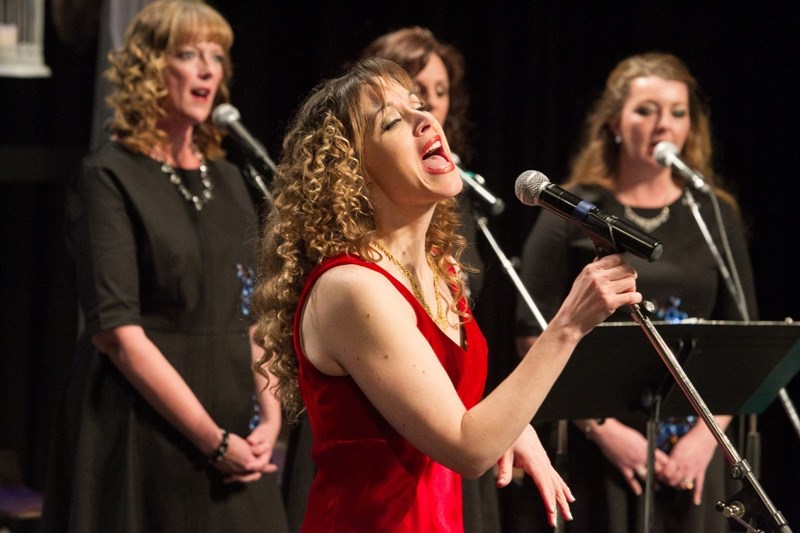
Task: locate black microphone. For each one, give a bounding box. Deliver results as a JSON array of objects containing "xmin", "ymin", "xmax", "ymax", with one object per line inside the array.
[
  {"xmin": 212, "ymin": 103, "xmax": 277, "ymax": 175},
  {"xmin": 653, "ymin": 141, "xmax": 710, "ymax": 193},
  {"xmin": 451, "ymin": 154, "xmax": 505, "ymax": 215},
  {"xmin": 515, "ymin": 170, "xmax": 663, "ymax": 261}
]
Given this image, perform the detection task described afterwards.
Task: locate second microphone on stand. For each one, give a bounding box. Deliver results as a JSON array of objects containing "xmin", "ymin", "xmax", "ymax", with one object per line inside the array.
[
  {"xmin": 212, "ymin": 103, "xmax": 277, "ymax": 177},
  {"xmin": 452, "ymin": 153, "xmax": 505, "ymax": 216}
]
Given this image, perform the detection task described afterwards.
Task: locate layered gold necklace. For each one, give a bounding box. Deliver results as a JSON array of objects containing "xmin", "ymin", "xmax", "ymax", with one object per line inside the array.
[{"xmin": 373, "ymin": 242, "xmax": 448, "ymax": 329}]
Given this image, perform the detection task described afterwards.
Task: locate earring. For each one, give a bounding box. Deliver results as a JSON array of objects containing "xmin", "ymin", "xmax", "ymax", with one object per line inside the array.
[{"xmin": 614, "ymin": 135, "xmax": 622, "ymax": 145}]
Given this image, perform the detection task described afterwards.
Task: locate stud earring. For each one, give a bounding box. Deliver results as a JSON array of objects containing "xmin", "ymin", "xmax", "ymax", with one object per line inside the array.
[{"xmin": 614, "ymin": 135, "xmax": 622, "ymax": 145}]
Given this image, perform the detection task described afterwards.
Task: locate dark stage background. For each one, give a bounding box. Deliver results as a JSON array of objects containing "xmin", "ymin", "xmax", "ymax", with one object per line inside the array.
[{"xmin": 2, "ymin": 1, "xmax": 798, "ymax": 528}]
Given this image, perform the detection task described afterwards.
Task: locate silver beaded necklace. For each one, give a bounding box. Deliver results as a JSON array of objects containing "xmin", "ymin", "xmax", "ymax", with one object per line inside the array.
[
  {"xmin": 157, "ymin": 149, "xmax": 214, "ymax": 211},
  {"xmin": 623, "ymin": 204, "xmax": 670, "ymax": 233}
]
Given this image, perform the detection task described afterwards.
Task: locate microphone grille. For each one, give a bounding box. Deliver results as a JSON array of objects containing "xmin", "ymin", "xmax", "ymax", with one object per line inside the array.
[
  {"xmin": 211, "ymin": 103, "xmax": 240, "ymax": 129},
  {"xmin": 653, "ymin": 141, "xmax": 678, "ymax": 167},
  {"xmin": 514, "ymin": 170, "xmax": 550, "ymax": 206}
]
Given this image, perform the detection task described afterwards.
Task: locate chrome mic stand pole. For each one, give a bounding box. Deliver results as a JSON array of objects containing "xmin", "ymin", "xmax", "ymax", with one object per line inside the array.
[
  {"xmin": 244, "ymin": 162, "xmax": 274, "ymax": 207},
  {"xmin": 685, "ymin": 190, "xmax": 800, "ymax": 460},
  {"xmin": 627, "ymin": 301, "xmax": 792, "ymax": 532},
  {"xmin": 473, "ymin": 215, "xmax": 547, "ymax": 332}
]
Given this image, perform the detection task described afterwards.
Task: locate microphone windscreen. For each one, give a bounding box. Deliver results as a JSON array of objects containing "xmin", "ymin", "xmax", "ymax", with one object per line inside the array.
[
  {"xmin": 211, "ymin": 103, "xmax": 240, "ymax": 129},
  {"xmin": 653, "ymin": 141, "xmax": 679, "ymax": 167},
  {"xmin": 514, "ymin": 170, "xmax": 550, "ymax": 206}
]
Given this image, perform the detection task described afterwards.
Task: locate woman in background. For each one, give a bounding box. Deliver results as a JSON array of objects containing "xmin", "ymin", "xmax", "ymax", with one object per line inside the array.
[
  {"xmin": 516, "ymin": 52, "xmax": 757, "ymax": 532},
  {"xmin": 41, "ymin": 2, "xmax": 288, "ymax": 531}
]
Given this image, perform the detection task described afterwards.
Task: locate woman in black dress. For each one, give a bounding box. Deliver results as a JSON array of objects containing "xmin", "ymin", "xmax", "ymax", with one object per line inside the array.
[
  {"xmin": 41, "ymin": 1, "xmax": 288, "ymax": 531},
  {"xmin": 515, "ymin": 53, "xmax": 757, "ymax": 532}
]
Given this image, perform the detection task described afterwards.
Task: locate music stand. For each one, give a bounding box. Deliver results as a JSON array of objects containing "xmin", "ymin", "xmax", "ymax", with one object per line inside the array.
[{"xmin": 533, "ymin": 319, "xmax": 800, "ymax": 532}]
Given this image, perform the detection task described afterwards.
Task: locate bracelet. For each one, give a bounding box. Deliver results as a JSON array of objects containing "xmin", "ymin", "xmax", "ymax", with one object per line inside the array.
[{"xmin": 208, "ymin": 429, "xmax": 230, "ymax": 463}]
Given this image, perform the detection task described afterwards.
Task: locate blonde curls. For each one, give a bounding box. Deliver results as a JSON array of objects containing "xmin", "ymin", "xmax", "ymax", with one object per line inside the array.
[
  {"xmin": 105, "ymin": 0, "xmax": 233, "ymax": 160},
  {"xmin": 253, "ymin": 58, "xmax": 468, "ymax": 423}
]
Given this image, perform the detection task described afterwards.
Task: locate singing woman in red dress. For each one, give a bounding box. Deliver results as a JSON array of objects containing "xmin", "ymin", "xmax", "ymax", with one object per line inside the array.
[{"xmin": 253, "ymin": 57, "xmax": 642, "ymax": 532}]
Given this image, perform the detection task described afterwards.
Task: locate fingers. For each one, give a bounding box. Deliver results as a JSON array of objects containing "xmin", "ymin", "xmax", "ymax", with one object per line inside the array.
[
  {"xmin": 248, "ymin": 453, "xmax": 278, "ymax": 474},
  {"xmin": 223, "ymin": 471, "xmax": 263, "ymax": 484},
  {"xmin": 532, "ymin": 472, "xmax": 574, "ymax": 527},
  {"xmin": 550, "ymin": 483, "xmax": 574, "ymax": 526},
  {"xmin": 591, "ymin": 254, "xmax": 638, "ymax": 284},
  {"xmin": 496, "ymin": 451, "xmax": 513, "ymax": 488},
  {"xmin": 259, "ymin": 462, "xmax": 279, "ymax": 474},
  {"xmin": 556, "ymin": 478, "xmax": 575, "ymax": 520},
  {"xmin": 693, "ymin": 475, "xmax": 705, "ymax": 505},
  {"xmin": 626, "ymin": 472, "xmax": 643, "ymax": 496},
  {"xmin": 585, "ymin": 256, "xmax": 642, "ymax": 311},
  {"xmin": 250, "ymin": 440, "xmax": 274, "ymax": 457}
]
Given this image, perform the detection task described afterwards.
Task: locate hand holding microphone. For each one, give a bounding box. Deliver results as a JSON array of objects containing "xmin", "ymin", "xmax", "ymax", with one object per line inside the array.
[{"xmin": 515, "ymin": 170, "xmax": 663, "ymax": 261}]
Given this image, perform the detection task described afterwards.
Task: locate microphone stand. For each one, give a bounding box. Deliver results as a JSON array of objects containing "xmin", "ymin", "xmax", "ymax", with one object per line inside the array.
[
  {"xmin": 684, "ymin": 189, "xmax": 800, "ymax": 471},
  {"xmin": 244, "ymin": 162, "xmax": 274, "ymax": 207},
  {"xmin": 587, "ymin": 224, "xmax": 792, "ymax": 531},
  {"xmin": 474, "ymin": 213, "xmax": 547, "ymax": 332},
  {"xmin": 626, "ymin": 300, "xmax": 792, "ymax": 532},
  {"xmin": 683, "ymin": 190, "xmax": 748, "ymax": 321}
]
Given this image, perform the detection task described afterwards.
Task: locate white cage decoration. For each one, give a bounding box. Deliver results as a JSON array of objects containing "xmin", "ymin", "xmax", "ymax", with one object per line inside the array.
[{"xmin": 0, "ymin": 0, "xmax": 51, "ymax": 78}]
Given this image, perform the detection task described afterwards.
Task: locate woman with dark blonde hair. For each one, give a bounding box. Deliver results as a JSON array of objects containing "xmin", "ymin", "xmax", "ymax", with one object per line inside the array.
[
  {"xmin": 360, "ymin": 26, "xmax": 470, "ymax": 156},
  {"xmin": 254, "ymin": 56, "xmax": 641, "ymax": 532},
  {"xmin": 41, "ymin": 2, "xmax": 288, "ymax": 531},
  {"xmin": 516, "ymin": 52, "xmax": 757, "ymax": 532}
]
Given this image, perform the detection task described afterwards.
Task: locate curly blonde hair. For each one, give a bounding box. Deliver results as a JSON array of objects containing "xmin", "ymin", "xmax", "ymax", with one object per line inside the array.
[
  {"xmin": 567, "ymin": 52, "xmax": 733, "ymax": 205},
  {"xmin": 253, "ymin": 58, "xmax": 468, "ymax": 423},
  {"xmin": 105, "ymin": 0, "xmax": 233, "ymax": 159}
]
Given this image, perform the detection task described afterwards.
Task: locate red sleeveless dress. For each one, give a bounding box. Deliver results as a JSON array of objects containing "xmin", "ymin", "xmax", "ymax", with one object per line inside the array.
[{"xmin": 294, "ymin": 254, "xmax": 488, "ymax": 532}]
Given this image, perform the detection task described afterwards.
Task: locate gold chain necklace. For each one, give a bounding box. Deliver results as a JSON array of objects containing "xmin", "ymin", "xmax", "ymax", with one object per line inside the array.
[{"xmin": 373, "ymin": 242, "xmax": 448, "ymax": 328}]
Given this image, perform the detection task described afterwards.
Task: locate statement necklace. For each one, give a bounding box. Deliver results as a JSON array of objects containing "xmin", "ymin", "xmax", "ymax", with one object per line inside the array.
[
  {"xmin": 373, "ymin": 241, "xmax": 448, "ymax": 329},
  {"xmin": 156, "ymin": 149, "xmax": 214, "ymax": 211},
  {"xmin": 623, "ymin": 204, "xmax": 670, "ymax": 233}
]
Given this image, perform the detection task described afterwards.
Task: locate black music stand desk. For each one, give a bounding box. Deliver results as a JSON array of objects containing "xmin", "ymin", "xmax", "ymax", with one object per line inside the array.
[{"xmin": 533, "ymin": 320, "xmax": 800, "ymax": 423}]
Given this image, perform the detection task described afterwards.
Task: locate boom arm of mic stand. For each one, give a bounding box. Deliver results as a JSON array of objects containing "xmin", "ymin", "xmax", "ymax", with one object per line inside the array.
[
  {"xmin": 684, "ymin": 190, "xmax": 748, "ymax": 321},
  {"xmin": 244, "ymin": 163, "xmax": 274, "ymax": 207},
  {"xmin": 628, "ymin": 302, "xmax": 793, "ymax": 532},
  {"xmin": 686, "ymin": 190, "xmax": 800, "ymax": 446},
  {"xmin": 473, "ymin": 215, "xmax": 547, "ymax": 331}
]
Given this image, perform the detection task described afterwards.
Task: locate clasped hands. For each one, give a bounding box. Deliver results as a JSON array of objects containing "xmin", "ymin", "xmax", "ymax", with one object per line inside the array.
[
  {"xmin": 213, "ymin": 422, "xmax": 280, "ymax": 484},
  {"xmin": 592, "ymin": 419, "xmax": 717, "ymax": 505}
]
